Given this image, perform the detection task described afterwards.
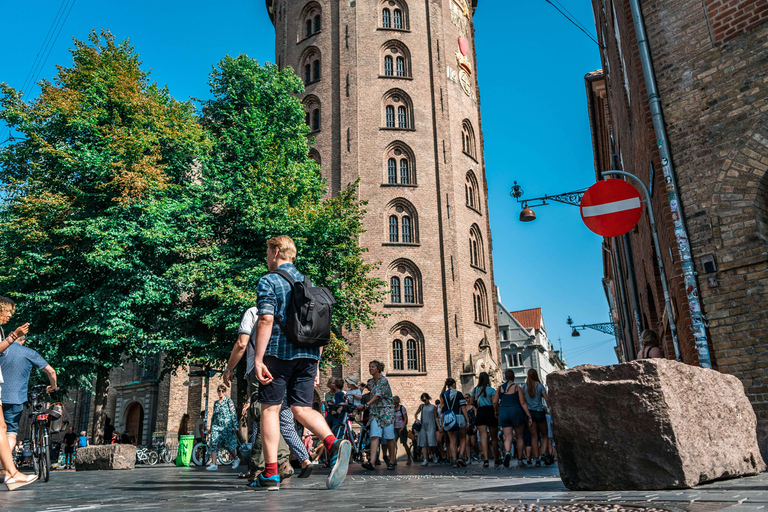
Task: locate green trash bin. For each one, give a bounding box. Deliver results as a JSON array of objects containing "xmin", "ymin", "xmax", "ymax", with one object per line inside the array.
[{"xmin": 176, "ymin": 435, "xmax": 194, "ymax": 467}]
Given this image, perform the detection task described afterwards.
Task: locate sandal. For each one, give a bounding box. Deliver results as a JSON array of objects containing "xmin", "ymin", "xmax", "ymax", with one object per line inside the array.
[
  {"xmin": 5, "ymin": 472, "xmax": 38, "ymax": 491},
  {"xmin": 386, "ymin": 463, "xmax": 395, "ymax": 470}
]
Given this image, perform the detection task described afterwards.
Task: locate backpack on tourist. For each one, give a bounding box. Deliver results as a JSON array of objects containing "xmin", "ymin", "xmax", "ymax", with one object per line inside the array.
[{"xmin": 271, "ymin": 269, "xmax": 336, "ymax": 348}]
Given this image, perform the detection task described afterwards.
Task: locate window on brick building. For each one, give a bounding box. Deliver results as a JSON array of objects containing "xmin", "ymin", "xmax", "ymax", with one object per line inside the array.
[
  {"xmin": 308, "ymin": 149, "xmax": 321, "ymax": 166},
  {"xmin": 388, "ymin": 259, "xmax": 422, "ymax": 305},
  {"xmin": 300, "ymin": 47, "xmax": 321, "ymax": 85},
  {"xmin": 390, "ymin": 321, "xmax": 425, "ymax": 372},
  {"xmin": 473, "ymin": 279, "xmax": 489, "ymax": 325},
  {"xmin": 385, "ymin": 198, "xmax": 419, "ymax": 245},
  {"xmin": 381, "ymin": 1, "xmax": 409, "ymax": 30},
  {"xmin": 381, "ymin": 41, "xmax": 412, "ymax": 79},
  {"xmin": 393, "ymin": 339, "xmax": 404, "ymax": 370},
  {"xmin": 312, "ymin": 109, "xmax": 321, "ymax": 131},
  {"xmin": 382, "ymin": 89, "xmax": 413, "ymax": 130},
  {"xmin": 382, "ymin": 8, "xmax": 391, "ymax": 28},
  {"xmin": 462, "ymin": 119, "xmax": 477, "ymax": 160},
  {"xmin": 394, "ymin": 9, "xmax": 403, "ymax": 29},
  {"xmin": 299, "ymin": 2, "xmax": 322, "ymax": 42},
  {"xmin": 465, "ymin": 171, "xmax": 481, "ymax": 212},
  {"xmin": 313, "ymin": 59, "xmax": 321, "ymax": 81},
  {"xmin": 383, "ymin": 141, "xmax": 416, "ymax": 185},
  {"xmin": 303, "ymin": 94, "xmax": 321, "ymax": 133},
  {"xmin": 469, "ymin": 224, "xmax": 485, "ymax": 270}
]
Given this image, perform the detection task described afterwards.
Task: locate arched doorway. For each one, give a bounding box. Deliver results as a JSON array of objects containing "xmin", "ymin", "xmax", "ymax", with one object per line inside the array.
[{"xmin": 125, "ymin": 402, "xmax": 144, "ymax": 446}]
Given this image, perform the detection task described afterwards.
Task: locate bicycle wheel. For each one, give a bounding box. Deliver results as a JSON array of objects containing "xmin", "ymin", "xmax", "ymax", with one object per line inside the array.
[
  {"xmin": 218, "ymin": 448, "xmax": 233, "ymax": 466},
  {"xmin": 191, "ymin": 443, "xmax": 209, "ymax": 466},
  {"xmin": 148, "ymin": 451, "xmax": 159, "ymax": 465},
  {"xmin": 162, "ymin": 448, "xmax": 174, "ymax": 464}
]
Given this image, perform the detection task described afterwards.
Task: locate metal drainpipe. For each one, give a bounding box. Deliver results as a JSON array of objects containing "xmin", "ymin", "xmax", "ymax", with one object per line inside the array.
[
  {"xmin": 627, "ymin": 0, "xmax": 712, "ymax": 368},
  {"xmin": 602, "ymin": 170, "xmax": 682, "ymax": 362}
]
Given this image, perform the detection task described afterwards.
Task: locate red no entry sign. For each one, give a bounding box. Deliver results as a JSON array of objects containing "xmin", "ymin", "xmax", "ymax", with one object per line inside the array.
[{"xmin": 580, "ymin": 179, "xmax": 643, "ymax": 237}]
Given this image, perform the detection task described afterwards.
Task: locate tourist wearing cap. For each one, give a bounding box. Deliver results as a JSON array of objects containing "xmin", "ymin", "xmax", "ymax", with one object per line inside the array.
[{"xmin": 344, "ymin": 376, "xmax": 362, "ymax": 406}]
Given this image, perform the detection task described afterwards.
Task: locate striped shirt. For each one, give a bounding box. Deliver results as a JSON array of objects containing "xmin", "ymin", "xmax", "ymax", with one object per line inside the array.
[{"xmin": 257, "ymin": 263, "xmax": 321, "ymax": 361}]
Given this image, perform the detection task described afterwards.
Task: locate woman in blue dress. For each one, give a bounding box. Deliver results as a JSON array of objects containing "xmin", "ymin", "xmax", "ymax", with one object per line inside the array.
[{"xmin": 207, "ymin": 384, "xmax": 241, "ymax": 471}]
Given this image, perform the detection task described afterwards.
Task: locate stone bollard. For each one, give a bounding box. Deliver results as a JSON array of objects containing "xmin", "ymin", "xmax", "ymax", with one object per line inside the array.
[
  {"xmin": 548, "ymin": 359, "xmax": 766, "ymax": 490},
  {"xmin": 75, "ymin": 444, "xmax": 136, "ymax": 470}
]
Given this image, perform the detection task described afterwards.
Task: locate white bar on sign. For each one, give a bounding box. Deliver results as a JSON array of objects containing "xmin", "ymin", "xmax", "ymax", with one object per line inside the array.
[{"xmin": 582, "ymin": 197, "xmax": 641, "ymax": 217}]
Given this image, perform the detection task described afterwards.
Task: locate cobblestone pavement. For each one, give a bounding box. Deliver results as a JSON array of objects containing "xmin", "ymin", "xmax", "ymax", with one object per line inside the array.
[{"xmin": 0, "ymin": 462, "xmax": 766, "ymax": 512}]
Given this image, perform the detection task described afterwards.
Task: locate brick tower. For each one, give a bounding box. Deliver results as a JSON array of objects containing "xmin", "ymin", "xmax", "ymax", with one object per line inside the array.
[{"xmin": 265, "ymin": 0, "xmax": 501, "ymax": 410}]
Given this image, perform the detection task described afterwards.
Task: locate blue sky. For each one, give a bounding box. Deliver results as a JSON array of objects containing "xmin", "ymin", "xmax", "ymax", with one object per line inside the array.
[{"xmin": 0, "ymin": 0, "xmax": 615, "ymax": 366}]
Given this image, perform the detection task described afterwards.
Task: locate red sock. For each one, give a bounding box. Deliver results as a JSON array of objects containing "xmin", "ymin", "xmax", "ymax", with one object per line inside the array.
[
  {"xmin": 323, "ymin": 434, "xmax": 337, "ymax": 453},
  {"xmin": 264, "ymin": 462, "xmax": 278, "ymax": 478}
]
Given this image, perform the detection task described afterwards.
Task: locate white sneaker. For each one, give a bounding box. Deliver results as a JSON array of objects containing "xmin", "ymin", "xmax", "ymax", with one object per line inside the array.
[
  {"xmin": 421, "ymin": 459, "xmax": 428, "ymax": 466},
  {"xmin": 206, "ymin": 464, "xmax": 218, "ymax": 471},
  {"xmin": 231, "ymin": 458, "xmax": 241, "ymax": 470}
]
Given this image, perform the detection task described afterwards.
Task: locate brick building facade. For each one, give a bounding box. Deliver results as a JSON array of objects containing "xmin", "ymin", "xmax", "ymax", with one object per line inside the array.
[
  {"xmin": 586, "ymin": 0, "xmax": 768, "ymax": 459},
  {"xmin": 265, "ymin": 0, "xmax": 502, "ymax": 412}
]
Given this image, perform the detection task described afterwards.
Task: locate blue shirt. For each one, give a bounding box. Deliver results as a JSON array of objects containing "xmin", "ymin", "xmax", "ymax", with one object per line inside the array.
[
  {"xmin": 257, "ymin": 263, "xmax": 321, "ymax": 361},
  {"xmin": 0, "ymin": 343, "xmax": 49, "ymax": 405}
]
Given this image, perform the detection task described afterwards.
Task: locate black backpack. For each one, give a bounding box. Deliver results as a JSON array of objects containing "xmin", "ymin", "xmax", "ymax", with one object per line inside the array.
[{"xmin": 271, "ymin": 269, "xmax": 336, "ymax": 348}]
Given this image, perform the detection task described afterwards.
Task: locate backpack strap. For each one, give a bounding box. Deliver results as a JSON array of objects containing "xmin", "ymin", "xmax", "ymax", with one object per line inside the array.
[{"xmin": 272, "ymin": 268, "xmax": 296, "ymax": 286}]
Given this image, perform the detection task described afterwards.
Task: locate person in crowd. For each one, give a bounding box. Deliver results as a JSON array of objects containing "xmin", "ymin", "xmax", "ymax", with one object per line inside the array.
[
  {"xmin": 178, "ymin": 413, "xmax": 191, "ymax": 441},
  {"xmin": 326, "ymin": 378, "xmax": 346, "ymax": 430},
  {"xmin": 392, "ymin": 396, "xmax": 411, "ymax": 465},
  {"xmin": 440, "ymin": 378, "xmax": 470, "ymax": 468},
  {"xmin": 434, "ymin": 398, "xmax": 445, "ymax": 462},
  {"xmin": 473, "ymin": 371, "xmax": 501, "ymax": 468},
  {"xmin": 63, "ymin": 426, "xmax": 78, "ymax": 469},
  {"xmin": 205, "ymin": 384, "xmax": 241, "ymax": 471},
  {"xmin": 78, "ymin": 431, "xmax": 88, "ymax": 448},
  {"xmin": 194, "ymin": 411, "xmax": 205, "ymax": 446},
  {"xmin": 357, "ymin": 360, "xmax": 395, "ymax": 471},
  {"xmin": 252, "ymin": 236, "xmax": 351, "ymax": 489},
  {"xmin": 545, "ymin": 409, "xmax": 556, "ymax": 464},
  {"xmin": 223, "ymin": 304, "xmax": 311, "ymax": 483},
  {"xmin": 344, "ymin": 376, "xmax": 362, "ymax": 406},
  {"xmin": 640, "ymin": 329, "xmax": 664, "ymax": 359},
  {"xmin": 522, "ymin": 368, "xmax": 551, "ymax": 467},
  {"xmin": 464, "ymin": 393, "xmax": 478, "ymax": 461},
  {"xmin": 120, "ymin": 430, "xmax": 130, "ymax": 444},
  {"xmin": 414, "ymin": 393, "xmax": 437, "ymax": 466},
  {"xmin": 110, "ymin": 431, "xmax": 119, "ymax": 444},
  {"xmin": 494, "ymin": 368, "xmax": 533, "ymax": 468},
  {"xmin": 104, "ymin": 416, "xmax": 115, "ymax": 445},
  {"xmin": 0, "ymin": 315, "xmax": 57, "ymax": 451}
]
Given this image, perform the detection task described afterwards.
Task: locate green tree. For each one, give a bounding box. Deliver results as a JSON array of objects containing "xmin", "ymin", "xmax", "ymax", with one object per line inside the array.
[
  {"xmin": 163, "ymin": 55, "xmax": 384, "ymax": 372},
  {"xmin": 0, "ymin": 30, "xmax": 208, "ymax": 440}
]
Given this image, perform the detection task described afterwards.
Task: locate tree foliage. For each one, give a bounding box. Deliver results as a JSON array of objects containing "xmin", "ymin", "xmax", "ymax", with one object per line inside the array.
[{"xmin": 0, "ymin": 34, "xmax": 384, "ymax": 391}]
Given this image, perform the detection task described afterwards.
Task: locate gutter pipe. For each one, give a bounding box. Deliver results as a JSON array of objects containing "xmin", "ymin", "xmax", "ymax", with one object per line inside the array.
[{"xmin": 626, "ymin": 0, "xmax": 712, "ymax": 368}]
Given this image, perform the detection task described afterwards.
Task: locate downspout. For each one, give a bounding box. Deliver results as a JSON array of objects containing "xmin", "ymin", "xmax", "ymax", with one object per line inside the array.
[{"xmin": 627, "ymin": 0, "xmax": 712, "ymax": 368}]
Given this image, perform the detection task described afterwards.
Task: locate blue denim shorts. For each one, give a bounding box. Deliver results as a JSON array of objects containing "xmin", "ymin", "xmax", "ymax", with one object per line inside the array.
[
  {"xmin": 369, "ymin": 418, "xmax": 396, "ymax": 440},
  {"xmin": 2, "ymin": 403, "xmax": 24, "ymax": 434},
  {"xmin": 498, "ymin": 406, "xmax": 525, "ymax": 428}
]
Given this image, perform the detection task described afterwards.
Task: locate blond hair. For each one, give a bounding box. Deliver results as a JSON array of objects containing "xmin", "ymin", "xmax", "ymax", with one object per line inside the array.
[
  {"xmin": 640, "ymin": 329, "xmax": 660, "ymax": 347},
  {"xmin": 266, "ymin": 235, "xmax": 297, "ymax": 263}
]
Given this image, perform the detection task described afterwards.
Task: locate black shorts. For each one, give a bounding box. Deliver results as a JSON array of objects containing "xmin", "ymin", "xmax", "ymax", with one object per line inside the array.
[
  {"xmin": 530, "ymin": 410, "xmax": 547, "ymax": 424},
  {"xmin": 399, "ymin": 428, "xmax": 408, "ymax": 445},
  {"xmin": 258, "ymin": 355, "xmax": 317, "ymax": 407},
  {"xmin": 475, "ymin": 406, "xmax": 497, "ymax": 427}
]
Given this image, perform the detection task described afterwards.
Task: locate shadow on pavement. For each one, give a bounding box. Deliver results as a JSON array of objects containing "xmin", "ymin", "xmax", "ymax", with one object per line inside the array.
[{"xmin": 465, "ymin": 481, "xmax": 570, "ymax": 493}]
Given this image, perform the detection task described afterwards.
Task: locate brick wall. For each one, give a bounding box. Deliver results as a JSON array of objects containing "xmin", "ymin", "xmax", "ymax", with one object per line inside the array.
[
  {"xmin": 591, "ymin": 0, "xmax": 768, "ymax": 459},
  {"xmin": 705, "ymin": 0, "xmax": 768, "ymax": 44}
]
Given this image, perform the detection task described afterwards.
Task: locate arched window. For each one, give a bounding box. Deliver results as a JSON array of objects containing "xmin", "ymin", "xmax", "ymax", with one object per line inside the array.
[
  {"xmin": 403, "ymin": 276, "xmax": 415, "ymax": 303},
  {"xmin": 406, "ymin": 339, "xmax": 418, "ymax": 370},
  {"xmin": 306, "ymin": 19, "xmax": 313, "ymax": 38},
  {"xmin": 462, "ymin": 119, "xmax": 477, "ymax": 160},
  {"xmin": 389, "ymin": 215, "xmax": 399, "ymax": 242},
  {"xmin": 387, "ymin": 259, "xmax": 422, "ymax": 305},
  {"xmin": 465, "ymin": 170, "xmax": 481, "ymax": 213},
  {"xmin": 383, "ymin": 141, "xmax": 416, "ymax": 186},
  {"xmin": 388, "ymin": 158, "xmax": 397, "ymax": 183},
  {"xmin": 314, "ymin": 15, "xmax": 321, "ymax": 32},
  {"xmin": 300, "ymin": 47, "xmax": 322, "ymax": 85},
  {"xmin": 312, "ymin": 109, "xmax": 321, "ymax": 131},
  {"xmin": 390, "ymin": 277, "xmax": 401, "ymax": 303},
  {"xmin": 381, "ymin": 1, "xmax": 409, "ymax": 30},
  {"xmin": 402, "ymin": 216, "xmax": 412, "ymax": 243},
  {"xmin": 393, "ymin": 339, "xmax": 404, "ymax": 370},
  {"xmin": 473, "ymin": 279, "xmax": 489, "ymax": 325},
  {"xmin": 386, "ymin": 106, "xmax": 395, "ymax": 128},
  {"xmin": 382, "ymin": 89, "xmax": 413, "ymax": 130},
  {"xmin": 308, "ymin": 149, "xmax": 321, "ymax": 166},
  {"xmin": 390, "ymin": 321, "xmax": 425, "ymax": 372},
  {"xmin": 382, "ymin": 8, "xmax": 391, "ymax": 28},
  {"xmin": 469, "ymin": 224, "xmax": 485, "ymax": 270},
  {"xmin": 299, "ymin": 2, "xmax": 322, "ymax": 42},
  {"xmin": 394, "ymin": 9, "xmax": 403, "ymax": 29},
  {"xmin": 385, "ymin": 198, "xmax": 419, "ymax": 244},
  {"xmin": 303, "ymin": 95, "xmax": 321, "ymax": 133},
  {"xmin": 380, "ymin": 40, "xmax": 412, "ymax": 79}
]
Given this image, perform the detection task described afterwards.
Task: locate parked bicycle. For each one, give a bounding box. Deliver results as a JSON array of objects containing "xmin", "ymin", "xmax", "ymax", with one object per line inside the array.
[
  {"xmin": 187, "ymin": 365, "xmax": 235, "ymax": 467},
  {"xmin": 332, "ymin": 404, "xmax": 370, "ymax": 464},
  {"xmin": 27, "ymin": 384, "xmax": 60, "ymax": 482},
  {"xmin": 135, "ymin": 446, "xmax": 159, "ymax": 465},
  {"xmin": 153, "ymin": 440, "xmax": 175, "ymax": 464}
]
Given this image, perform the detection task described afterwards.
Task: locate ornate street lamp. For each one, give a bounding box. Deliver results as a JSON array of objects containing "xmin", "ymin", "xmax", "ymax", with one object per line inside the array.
[
  {"xmin": 566, "ymin": 316, "xmax": 617, "ymax": 337},
  {"xmin": 510, "ymin": 181, "xmax": 588, "ymax": 222}
]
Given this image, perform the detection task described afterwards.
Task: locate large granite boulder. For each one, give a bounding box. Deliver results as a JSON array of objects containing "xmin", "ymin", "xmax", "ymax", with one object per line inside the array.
[
  {"xmin": 549, "ymin": 359, "xmax": 765, "ymax": 491},
  {"xmin": 75, "ymin": 444, "xmax": 136, "ymax": 470}
]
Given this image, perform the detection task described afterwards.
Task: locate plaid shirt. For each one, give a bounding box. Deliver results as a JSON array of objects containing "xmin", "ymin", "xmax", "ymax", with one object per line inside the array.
[{"xmin": 257, "ymin": 263, "xmax": 321, "ymax": 361}]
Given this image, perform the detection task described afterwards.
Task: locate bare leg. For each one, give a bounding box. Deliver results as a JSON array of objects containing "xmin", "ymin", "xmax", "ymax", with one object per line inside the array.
[
  {"xmin": 489, "ymin": 426, "xmax": 501, "ymax": 461},
  {"xmin": 446, "ymin": 431, "xmax": 458, "ymax": 460},
  {"xmin": 261, "ymin": 403, "xmax": 281, "ymax": 466},
  {"xmin": 457, "ymin": 427, "xmax": 467, "ymax": 459},
  {"xmin": 529, "ymin": 422, "xmax": 540, "ymax": 459},
  {"xmin": 210, "ymin": 452, "xmax": 218, "ymax": 465},
  {"xmin": 369, "ymin": 437, "xmax": 380, "ymax": 464},
  {"xmin": 502, "ymin": 426, "xmax": 513, "ymax": 454},
  {"xmin": 514, "ymin": 425, "xmax": 525, "ymax": 461},
  {"xmin": 387, "ymin": 439, "xmax": 396, "ymax": 465},
  {"xmin": 479, "ymin": 427, "xmax": 489, "ymax": 460},
  {"xmin": 0, "ymin": 415, "xmax": 28, "ymax": 480}
]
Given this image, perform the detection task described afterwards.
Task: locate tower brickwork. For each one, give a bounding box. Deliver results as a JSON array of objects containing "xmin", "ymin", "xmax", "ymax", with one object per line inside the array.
[{"xmin": 266, "ymin": 0, "xmax": 501, "ymax": 411}]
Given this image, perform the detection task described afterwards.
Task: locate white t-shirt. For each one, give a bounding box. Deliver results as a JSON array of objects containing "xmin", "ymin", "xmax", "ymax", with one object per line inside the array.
[
  {"xmin": 238, "ymin": 307, "xmax": 259, "ymax": 376},
  {"xmin": 346, "ymin": 388, "xmax": 362, "ymax": 405}
]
